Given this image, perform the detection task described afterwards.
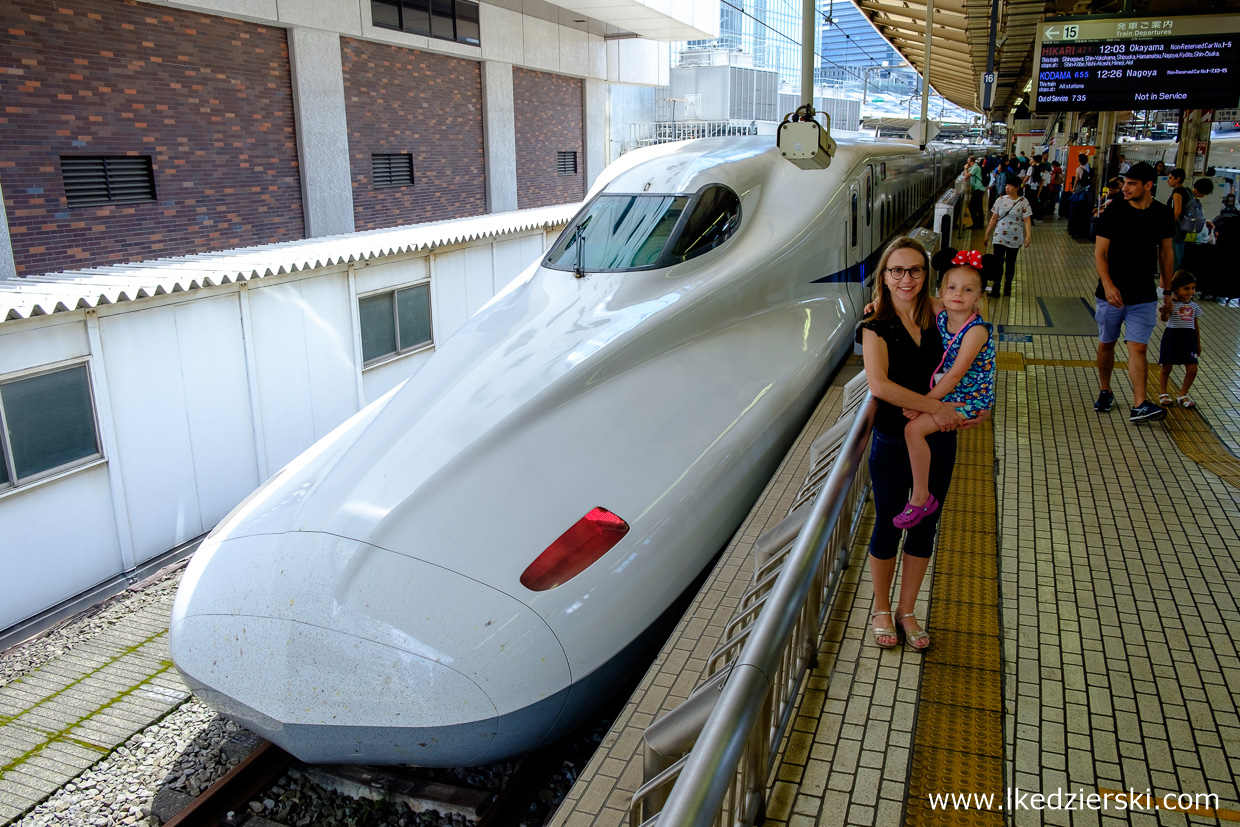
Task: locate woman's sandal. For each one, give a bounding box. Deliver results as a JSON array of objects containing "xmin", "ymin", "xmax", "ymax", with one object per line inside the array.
[
  {"xmin": 871, "ymin": 610, "xmax": 898, "ymax": 649},
  {"xmin": 1179, "ymin": 396, "xmax": 1196, "ymax": 409},
  {"xmin": 899, "ymin": 612, "xmax": 931, "ymax": 651},
  {"xmin": 1158, "ymin": 393, "xmax": 1174, "ymax": 407}
]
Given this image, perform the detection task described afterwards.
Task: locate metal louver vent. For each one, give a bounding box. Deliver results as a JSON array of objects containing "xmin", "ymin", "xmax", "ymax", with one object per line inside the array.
[
  {"xmin": 61, "ymin": 156, "xmax": 156, "ymax": 207},
  {"xmin": 556, "ymin": 151, "xmax": 578, "ymax": 176},
  {"xmin": 372, "ymin": 154, "xmax": 415, "ymax": 188}
]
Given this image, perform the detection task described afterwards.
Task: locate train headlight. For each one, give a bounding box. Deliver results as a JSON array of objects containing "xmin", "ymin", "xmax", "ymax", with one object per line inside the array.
[{"xmin": 521, "ymin": 507, "xmax": 630, "ymax": 591}]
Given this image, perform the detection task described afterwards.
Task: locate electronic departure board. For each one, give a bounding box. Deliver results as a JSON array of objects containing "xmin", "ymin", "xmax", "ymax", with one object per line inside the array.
[{"xmin": 1034, "ymin": 13, "xmax": 1240, "ymax": 111}]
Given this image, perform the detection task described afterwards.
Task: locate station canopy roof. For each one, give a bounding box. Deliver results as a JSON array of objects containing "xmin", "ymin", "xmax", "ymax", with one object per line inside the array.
[{"xmin": 851, "ymin": 0, "xmax": 1240, "ymax": 117}]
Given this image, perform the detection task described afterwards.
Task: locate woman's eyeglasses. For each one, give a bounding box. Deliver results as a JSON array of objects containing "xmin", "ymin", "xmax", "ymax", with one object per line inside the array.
[{"xmin": 885, "ymin": 266, "xmax": 926, "ymax": 280}]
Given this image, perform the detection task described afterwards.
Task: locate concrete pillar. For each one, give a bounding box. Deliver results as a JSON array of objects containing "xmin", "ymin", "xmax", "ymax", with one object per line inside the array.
[
  {"xmin": 288, "ymin": 27, "xmax": 355, "ymax": 237},
  {"xmin": 1063, "ymin": 111, "xmax": 1079, "ymax": 146},
  {"xmin": 481, "ymin": 61, "xmax": 518, "ymax": 214},
  {"xmin": 0, "ymin": 177, "xmax": 16, "ymax": 278},
  {"xmin": 583, "ymin": 78, "xmax": 606, "ymax": 195},
  {"xmin": 1175, "ymin": 109, "xmax": 1212, "ymax": 175},
  {"xmin": 1096, "ymin": 110, "xmax": 1117, "ymax": 178}
]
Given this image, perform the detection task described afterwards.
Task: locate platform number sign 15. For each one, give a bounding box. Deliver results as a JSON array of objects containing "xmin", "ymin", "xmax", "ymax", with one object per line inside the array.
[{"xmin": 1063, "ymin": 24, "xmax": 1079, "ymax": 39}]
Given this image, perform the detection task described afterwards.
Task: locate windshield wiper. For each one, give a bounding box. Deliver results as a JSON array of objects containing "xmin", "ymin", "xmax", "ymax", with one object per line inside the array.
[{"xmin": 573, "ymin": 220, "xmax": 587, "ymax": 279}]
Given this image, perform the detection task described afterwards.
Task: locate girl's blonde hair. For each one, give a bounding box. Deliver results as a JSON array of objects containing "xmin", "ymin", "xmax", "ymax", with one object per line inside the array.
[{"xmin": 865, "ymin": 237, "xmax": 933, "ymax": 330}]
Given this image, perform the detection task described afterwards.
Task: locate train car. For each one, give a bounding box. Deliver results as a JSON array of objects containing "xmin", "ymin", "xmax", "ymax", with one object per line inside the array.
[
  {"xmin": 168, "ymin": 134, "xmax": 964, "ymax": 767},
  {"xmin": 1112, "ymin": 133, "xmax": 1240, "ymax": 169}
]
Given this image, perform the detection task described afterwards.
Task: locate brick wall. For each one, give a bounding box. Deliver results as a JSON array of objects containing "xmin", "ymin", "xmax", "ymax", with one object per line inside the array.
[
  {"xmin": 0, "ymin": 0, "xmax": 304, "ymax": 276},
  {"xmin": 513, "ymin": 69, "xmax": 583, "ymax": 209},
  {"xmin": 341, "ymin": 39, "xmax": 486, "ymax": 230}
]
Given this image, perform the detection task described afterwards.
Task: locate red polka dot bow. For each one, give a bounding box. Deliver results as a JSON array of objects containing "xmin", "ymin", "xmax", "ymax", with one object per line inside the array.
[{"xmin": 952, "ymin": 250, "xmax": 983, "ymax": 269}]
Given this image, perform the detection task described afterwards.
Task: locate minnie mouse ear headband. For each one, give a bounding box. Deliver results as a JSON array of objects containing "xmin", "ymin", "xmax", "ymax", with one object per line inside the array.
[
  {"xmin": 932, "ymin": 246, "xmax": 979, "ymax": 271},
  {"xmin": 952, "ymin": 250, "xmax": 984, "ymax": 269},
  {"xmin": 932, "ymin": 247, "xmax": 996, "ymax": 281}
]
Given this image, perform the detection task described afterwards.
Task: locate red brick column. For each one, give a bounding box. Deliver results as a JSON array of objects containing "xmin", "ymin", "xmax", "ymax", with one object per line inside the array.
[
  {"xmin": 340, "ymin": 38, "xmax": 486, "ymax": 230},
  {"xmin": 513, "ymin": 69, "xmax": 584, "ymax": 209}
]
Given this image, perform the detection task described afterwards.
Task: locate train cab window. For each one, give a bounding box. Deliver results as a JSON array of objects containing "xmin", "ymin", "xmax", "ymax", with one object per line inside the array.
[
  {"xmin": 850, "ymin": 193, "xmax": 858, "ymax": 247},
  {"xmin": 545, "ymin": 185, "xmax": 740, "ymax": 272}
]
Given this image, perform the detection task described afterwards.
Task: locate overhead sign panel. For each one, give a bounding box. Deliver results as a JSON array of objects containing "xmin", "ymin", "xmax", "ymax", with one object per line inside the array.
[{"xmin": 1033, "ymin": 13, "xmax": 1240, "ymax": 111}]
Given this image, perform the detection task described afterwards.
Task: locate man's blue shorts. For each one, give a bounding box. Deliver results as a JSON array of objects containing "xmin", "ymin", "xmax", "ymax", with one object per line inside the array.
[{"xmin": 1095, "ymin": 299, "xmax": 1157, "ymax": 345}]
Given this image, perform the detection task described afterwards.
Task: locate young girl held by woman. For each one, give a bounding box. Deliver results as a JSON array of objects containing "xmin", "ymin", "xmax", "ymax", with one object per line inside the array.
[{"xmin": 893, "ymin": 249, "xmax": 998, "ymax": 528}]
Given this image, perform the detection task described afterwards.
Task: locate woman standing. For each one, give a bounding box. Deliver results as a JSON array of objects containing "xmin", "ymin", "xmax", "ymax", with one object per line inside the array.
[
  {"xmin": 984, "ymin": 176, "xmax": 1033, "ymax": 297},
  {"xmin": 967, "ymin": 158, "xmax": 985, "ymax": 231},
  {"xmin": 856, "ymin": 238, "xmax": 972, "ymax": 651}
]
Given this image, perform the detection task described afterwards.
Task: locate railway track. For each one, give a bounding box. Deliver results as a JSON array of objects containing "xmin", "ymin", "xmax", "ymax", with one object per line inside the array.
[{"xmin": 153, "ymin": 724, "xmax": 596, "ymax": 827}]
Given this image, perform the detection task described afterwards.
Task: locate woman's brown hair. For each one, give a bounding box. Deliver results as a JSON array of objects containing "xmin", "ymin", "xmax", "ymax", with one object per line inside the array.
[{"xmin": 863, "ymin": 237, "xmax": 933, "ymax": 331}]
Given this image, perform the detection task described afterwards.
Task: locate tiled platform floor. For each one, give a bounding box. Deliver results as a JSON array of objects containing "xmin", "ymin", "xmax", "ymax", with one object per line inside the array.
[{"xmin": 550, "ymin": 212, "xmax": 1240, "ymax": 827}]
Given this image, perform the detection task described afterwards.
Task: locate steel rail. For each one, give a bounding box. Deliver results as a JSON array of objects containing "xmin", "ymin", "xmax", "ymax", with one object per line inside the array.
[
  {"xmin": 653, "ymin": 396, "xmax": 876, "ymax": 827},
  {"xmin": 161, "ymin": 740, "xmax": 294, "ymax": 827}
]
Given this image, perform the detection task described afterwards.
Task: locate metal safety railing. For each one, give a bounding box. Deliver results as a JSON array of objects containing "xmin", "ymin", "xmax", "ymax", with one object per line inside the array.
[{"xmin": 631, "ymin": 372, "xmax": 877, "ymax": 827}]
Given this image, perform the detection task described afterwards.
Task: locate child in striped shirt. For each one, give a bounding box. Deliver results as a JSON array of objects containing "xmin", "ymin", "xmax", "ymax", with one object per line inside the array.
[{"xmin": 1157, "ymin": 270, "xmax": 1203, "ymax": 409}]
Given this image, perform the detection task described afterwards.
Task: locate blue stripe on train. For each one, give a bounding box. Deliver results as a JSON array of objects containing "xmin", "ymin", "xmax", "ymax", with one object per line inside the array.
[{"xmin": 810, "ymin": 252, "xmax": 880, "ymax": 285}]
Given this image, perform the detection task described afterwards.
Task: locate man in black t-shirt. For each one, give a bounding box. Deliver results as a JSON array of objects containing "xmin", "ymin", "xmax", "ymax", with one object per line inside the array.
[{"xmin": 1093, "ymin": 161, "xmax": 1174, "ymax": 423}]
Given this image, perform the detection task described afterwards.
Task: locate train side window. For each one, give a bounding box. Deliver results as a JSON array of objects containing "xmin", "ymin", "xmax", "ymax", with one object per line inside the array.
[
  {"xmin": 865, "ymin": 177, "xmax": 872, "ymax": 226},
  {"xmin": 360, "ymin": 282, "xmax": 434, "ymax": 366},
  {"xmin": 667, "ymin": 185, "xmax": 742, "ymax": 263},
  {"xmin": 880, "ymin": 162, "xmax": 886, "ymax": 180},
  {"xmin": 850, "ymin": 193, "xmax": 858, "ymax": 247},
  {"xmin": 0, "ymin": 363, "xmax": 101, "ymax": 488}
]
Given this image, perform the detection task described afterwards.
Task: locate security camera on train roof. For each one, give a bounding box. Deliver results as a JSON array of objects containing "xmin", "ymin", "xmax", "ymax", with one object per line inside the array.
[{"xmin": 777, "ymin": 106, "xmax": 836, "ymax": 170}]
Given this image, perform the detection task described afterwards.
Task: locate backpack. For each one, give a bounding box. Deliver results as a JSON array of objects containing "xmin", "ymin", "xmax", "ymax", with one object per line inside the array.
[{"xmin": 1179, "ymin": 194, "xmax": 1206, "ymax": 234}]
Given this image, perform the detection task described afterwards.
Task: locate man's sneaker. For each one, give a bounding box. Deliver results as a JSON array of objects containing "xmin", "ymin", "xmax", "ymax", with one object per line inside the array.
[
  {"xmin": 1130, "ymin": 401, "xmax": 1168, "ymax": 423},
  {"xmin": 1094, "ymin": 390, "xmax": 1114, "ymax": 412}
]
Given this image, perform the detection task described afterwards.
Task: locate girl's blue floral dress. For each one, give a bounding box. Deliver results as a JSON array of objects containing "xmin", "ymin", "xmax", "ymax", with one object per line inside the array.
[{"xmin": 937, "ymin": 311, "xmax": 995, "ymax": 418}]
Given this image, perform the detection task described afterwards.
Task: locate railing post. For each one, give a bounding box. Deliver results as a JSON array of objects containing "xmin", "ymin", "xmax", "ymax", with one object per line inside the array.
[{"xmin": 639, "ymin": 666, "xmax": 733, "ymax": 821}]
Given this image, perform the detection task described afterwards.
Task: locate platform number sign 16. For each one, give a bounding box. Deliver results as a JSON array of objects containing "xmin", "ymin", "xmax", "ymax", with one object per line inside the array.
[{"xmin": 1063, "ymin": 24, "xmax": 1079, "ymax": 39}]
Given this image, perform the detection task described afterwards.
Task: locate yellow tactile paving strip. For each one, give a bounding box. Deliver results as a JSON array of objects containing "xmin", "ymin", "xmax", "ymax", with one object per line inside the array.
[
  {"xmin": 905, "ymin": 423, "xmax": 1004, "ymax": 827},
  {"xmin": 1144, "ymin": 365, "xmax": 1240, "ymax": 490}
]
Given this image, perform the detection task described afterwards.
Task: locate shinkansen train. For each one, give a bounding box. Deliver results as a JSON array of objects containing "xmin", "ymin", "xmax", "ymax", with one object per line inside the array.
[
  {"xmin": 1112, "ymin": 133, "xmax": 1240, "ymax": 169},
  {"xmin": 168, "ymin": 133, "xmax": 968, "ymax": 767}
]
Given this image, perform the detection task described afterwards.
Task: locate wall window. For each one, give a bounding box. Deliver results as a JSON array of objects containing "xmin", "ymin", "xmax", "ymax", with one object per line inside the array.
[
  {"xmin": 556, "ymin": 152, "xmax": 578, "ymax": 176},
  {"xmin": 0, "ymin": 364, "xmax": 101, "ymax": 489},
  {"xmin": 372, "ymin": 154, "xmax": 415, "ymax": 188},
  {"xmin": 371, "ymin": 0, "xmax": 481, "ymax": 45},
  {"xmin": 359, "ymin": 283, "xmax": 433, "ymax": 365},
  {"xmin": 61, "ymin": 156, "xmax": 156, "ymax": 208}
]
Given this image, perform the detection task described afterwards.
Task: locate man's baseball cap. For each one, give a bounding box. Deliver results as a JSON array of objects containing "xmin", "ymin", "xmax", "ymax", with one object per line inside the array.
[{"xmin": 1122, "ymin": 161, "xmax": 1157, "ymax": 183}]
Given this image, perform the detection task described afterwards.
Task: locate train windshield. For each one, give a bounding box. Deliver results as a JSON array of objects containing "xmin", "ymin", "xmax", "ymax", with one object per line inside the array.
[{"xmin": 544, "ymin": 185, "xmax": 741, "ymax": 273}]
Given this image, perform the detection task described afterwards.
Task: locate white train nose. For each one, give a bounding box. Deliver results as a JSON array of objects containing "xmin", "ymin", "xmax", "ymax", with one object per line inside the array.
[{"xmin": 169, "ymin": 532, "xmax": 572, "ymax": 766}]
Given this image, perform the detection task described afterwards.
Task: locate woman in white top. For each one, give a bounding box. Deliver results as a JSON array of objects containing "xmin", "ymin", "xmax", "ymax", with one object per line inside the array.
[{"xmin": 983, "ymin": 176, "xmax": 1033, "ymax": 297}]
